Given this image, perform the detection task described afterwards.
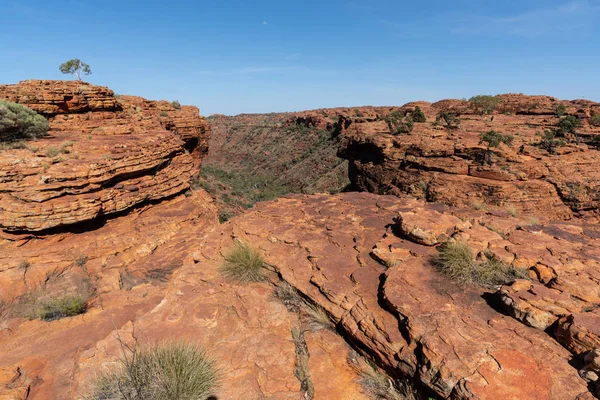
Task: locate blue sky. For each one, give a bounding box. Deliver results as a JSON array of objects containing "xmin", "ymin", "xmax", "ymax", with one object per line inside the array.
[{"xmin": 1, "ymin": 0, "xmax": 599, "ymax": 115}]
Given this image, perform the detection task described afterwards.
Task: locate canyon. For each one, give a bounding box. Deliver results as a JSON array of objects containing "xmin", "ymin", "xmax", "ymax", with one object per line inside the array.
[{"xmin": 1, "ymin": 81, "xmax": 599, "ymax": 399}]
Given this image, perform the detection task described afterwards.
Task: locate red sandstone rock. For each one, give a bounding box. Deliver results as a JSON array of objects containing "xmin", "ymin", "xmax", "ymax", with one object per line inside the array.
[
  {"xmin": 0, "ymin": 80, "xmax": 210, "ymax": 232},
  {"xmin": 337, "ymin": 94, "xmax": 600, "ymax": 220}
]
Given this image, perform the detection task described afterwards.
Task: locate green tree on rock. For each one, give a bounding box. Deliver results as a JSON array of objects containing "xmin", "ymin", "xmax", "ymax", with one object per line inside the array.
[
  {"xmin": 537, "ymin": 129, "xmax": 566, "ymax": 154},
  {"xmin": 412, "ymin": 106, "xmax": 427, "ymax": 123},
  {"xmin": 436, "ymin": 111, "xmax": 460, "ymax": 131},
  {"xmin": 556, "ymin": 115, "xmax": 582, "ymax": 144},
  {"xmin": 59, "ymin": 59, "xmax": 92, "ymax": 81},
  {"xmin": 479, "ymin": 130, "xmax": 514, "ymax": 165}
]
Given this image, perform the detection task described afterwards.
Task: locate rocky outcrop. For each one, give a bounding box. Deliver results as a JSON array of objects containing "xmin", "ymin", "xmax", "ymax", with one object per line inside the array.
[
  {"xmin": 337, "ymin": 94, "xmax": 600, "ymax": 220},
  {"xmin": 0, "ymin": 80, "xmax": 210, "ymax": 232},
  {"xmin": 1, "ymin": 190, "xmax": 599, "ymax": 399}
]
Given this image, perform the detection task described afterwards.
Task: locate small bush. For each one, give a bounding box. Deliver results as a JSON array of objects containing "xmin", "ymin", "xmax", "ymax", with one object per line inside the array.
[
  {"xmin": 383, "ymin": 111, "xmax": 414, "ymax": 134},
  {"xmin": 469, "ymin": 95, "xmax": 500, "ymax": 115},
  {"xmin": 171, "ymin": 100, "xmax": 181, "ymax": 110},
  {"xmin": 437, "ymin": 241, "xmax": 527, "ymax": 287},
  {"xmin": 89, "ymin": 341, "xmax": 219, "ymax": 400},
  {"xmin": 159, "ymin": 111, "xmax": 168, "ymax": 117},
  {"xmin": 45, "ymin": 146, "xmax": 60, "ymax": 158},
  {"xmin": 412, "ymin": 106, "xmax": 426, "ymax": 123},
  {"xmin": 220, "ymin": 240, "xmax": 265, "ymax": 282},
  {"xmin": 537, "ymin": 129, "xmax": 566, "ymax": 154},
  {"xmin": 36, "ymin": 294, "xmax": 88, "ymax": 321},
  {"xmin": 590, "ymin": 114, "xmax": 600, "ymax": 127},
  {"xmin": 0, "ymin": 100, "xmax": 49, "ymax": 142},
  {"xmin": 554, "ymin": 103, "xmax": 567, "ymax": 117}
]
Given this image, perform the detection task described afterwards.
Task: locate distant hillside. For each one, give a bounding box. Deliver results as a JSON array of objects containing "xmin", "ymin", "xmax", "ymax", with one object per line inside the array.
[{"xmin": 199, "ymin": 112, "xmax": 350, "ymax": 221}]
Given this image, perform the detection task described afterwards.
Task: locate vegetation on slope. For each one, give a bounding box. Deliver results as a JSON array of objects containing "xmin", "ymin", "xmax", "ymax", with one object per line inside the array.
[{"xmin": 195, "ymin": 114, "xmax": 350, "ymax": 222}]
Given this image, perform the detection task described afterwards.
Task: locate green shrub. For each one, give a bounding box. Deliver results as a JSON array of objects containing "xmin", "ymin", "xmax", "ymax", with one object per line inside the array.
[
  {"xmin": 590, "ymin": 114, "xmax": 600, "ymax": 127},
  {"xmin": 436, "ymin": 111, "xmax": 460, "ymax": 131},
  {"xmin": 554, "ymin": 103, "xmax": 567, "ymax": 117},
  {"xmin": 412, "ymin": 106, "xmax": 426, "ymax": 123},
  {"xmin": 36, "ymin": 294, "xmax": 88, "ymax": 321},
  {"xmin": 0, "ymin": 101, "xmax": 49, "ymax": 142},
  {"xmin": 383, "ymin": 111, "xmax": 413, "ymax": 134},
  {"xmin": 171, "ymin": 100, "xmax": 181, "ymax": 110},
  {"xmin": 537, "ymin": 129, "xmax": 566, "ymax": 154},
  {"xmin": 479, "ymin": 130, "xmax": 514, "ymax": 164},
  {"xmin": 220, "ymin": 240, "xmax": 265, "ymax": 282},
  {"xmin": 469, "ymin": 95, "xmax": 500, "ymax": 115},
  {"xmin": 556, "ymin": 115, "xmax": 582, "ymax": 143},
  {"xmin": 437, "ymin": 241, "xmax": 526, "ymax": 287},
  {"xmin": 159, "ymin": 111, "xmax": 168, "ymax": 117},
  {"xmin": 90, "ymin": 341, "xmax": 219, "ymax": 400}
]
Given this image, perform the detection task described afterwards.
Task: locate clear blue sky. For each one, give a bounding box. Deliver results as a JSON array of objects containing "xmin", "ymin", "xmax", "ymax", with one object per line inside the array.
[{"xmin": 1, "ymin": 0, "xmax": 599, "ymax": 115}]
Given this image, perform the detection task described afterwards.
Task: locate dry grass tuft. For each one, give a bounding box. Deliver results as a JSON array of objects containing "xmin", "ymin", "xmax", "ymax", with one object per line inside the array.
[
  {"xmin": 220, "ymin": 240, "xmax": 265, "ymax": 282},
  {"xmin": 88, "ymin": 341, "xmax": 219, "ymax": 400},
  {"xmin": 437, "ymin": 241, "xmax": 528, "ymax": 287}
]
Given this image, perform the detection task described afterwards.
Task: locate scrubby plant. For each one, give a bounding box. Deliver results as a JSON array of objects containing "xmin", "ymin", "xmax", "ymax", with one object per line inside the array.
[
  {"xmin": 537, "ymin": 129, "xmax": 566, "ymax": 154},
  {"xmin": 159, "ymin": 111, "xmax": 168, "ymax": 117},
  {"xmin": 556, "ymin": 115, "xmax": 582, "ymax": 144},
  {"xmin": 35, "ymin": 294, "xmax": 88, "ymax": 321},
  {"xmin": 436, "ymin": 241, "xmax": 527, "ymax": 287},
  {"xmin": 479, "ymin": 130, "xmax": 514, "ymax": 165},
  {"xmin": 412, "ymin": 106, "xmax": 427, "ymax": 123},
  {"xmin": 356, "ymin": 362, "xmax": 420, "ymax": 400},
  {"xmin": 89, "ymin": 341, "xmax": 219, "ymax": 400},
  {"xmin": 171, "ymin": 100, "xmax": 181, "ymax": 110},
  {"xmin": 302, "ymin": 303, "xmax": 333, "ymax": 333},
  {"xmin": 554, "ymin": 103, "xmax": 567, "ymax": 118},
  {"xmin": 383, "ymin": 111, "xmax": 414, "ymax": 134},
  {"xmin": 589, "ymin": 114, "xmax": 600, "ymax": 127},
  {"xmin": 469, "ymin": 95, "xmax": 500, "ymax": 115},
  {"xmin": 0, "ymin": 101, "xmax": 49, "ymax": 142},
  {"xmin": 220, "ymin": 240, "xmax": 265, "ymax": 282},
  {"xmin": 45, "ymin": 146, "xmax": 60, "ymax": 158},
  {"xmin": 436, "ymin": 111, "xmax": 460, "ymax": 131},
  {"xmin": 59, "ymin": 58, "xmax": 92, "ymax": 80}
]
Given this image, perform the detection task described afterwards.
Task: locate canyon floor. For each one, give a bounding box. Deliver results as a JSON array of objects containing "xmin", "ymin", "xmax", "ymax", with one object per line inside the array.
[{"xmin": 1, "ymin": 81, "xmax": 600, "ymax": 399}]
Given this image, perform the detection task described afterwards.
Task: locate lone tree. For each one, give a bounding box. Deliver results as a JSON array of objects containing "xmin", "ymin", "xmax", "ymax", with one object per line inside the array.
[
  {"xmin": 537, "ymin": 129, "xmax": 566, "ymax": 154},
  {"xmin": 479, "ymin": 130, "xmax": 514, "ymax": 165},
  {"xmin": 59, "ymin": 59, "xmax": 92, "ymax": 81},
  {"xmin": 556, "ymin": 115, "xmax": 582, "ymax": 144},
  {"xmin": 436, "ymin": 111, "xmax": 460, "ymax": 131},
  {"xmin": 412, "ymin": 106, "xmax": 427, "ymax": 123}
]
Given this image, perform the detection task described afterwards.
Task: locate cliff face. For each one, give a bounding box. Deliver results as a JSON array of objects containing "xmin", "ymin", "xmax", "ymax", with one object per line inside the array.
[
  {"xmin": 0, "ymin": 80, "xmax": 210, "ymax": 232},
  {"xmin": 337, "ymin": 94, "xmax": 600, "ymax": 221}
]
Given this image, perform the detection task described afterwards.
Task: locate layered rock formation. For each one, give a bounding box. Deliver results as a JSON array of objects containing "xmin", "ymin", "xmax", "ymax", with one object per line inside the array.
[
  {"xmin": 2, "ymin": 84, "xmax": 600, "ymax": 400},
  {"xmin": 0, "ymin": 80, "xmax": 209, "ymax": 232},
  {"xmin": 336, "ymin": 95, "xmax": 600, "ymax": 220},
  {"xmin": 4, "ymin": 191, "xmax": 599, "ymax": 399}
]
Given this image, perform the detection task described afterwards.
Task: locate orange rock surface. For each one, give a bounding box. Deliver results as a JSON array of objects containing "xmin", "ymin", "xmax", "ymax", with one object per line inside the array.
[
  {"xmin": 333, "ymin": 94, "xmax": 600, "ymax": 221},
  {"xmin": 0, "ymin": 80, "xmax": 209, "ymax": 232}
]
